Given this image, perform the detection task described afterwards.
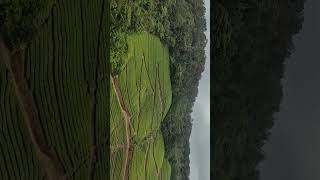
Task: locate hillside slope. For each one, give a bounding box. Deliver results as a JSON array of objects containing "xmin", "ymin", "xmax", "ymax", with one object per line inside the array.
[
  {"xmin": 110, "ymin": 33, "xmax": 172, "ymax": 180},
  {"xmin": 0, "ymin": 0, "xmax": 109, "ymax": 179}
]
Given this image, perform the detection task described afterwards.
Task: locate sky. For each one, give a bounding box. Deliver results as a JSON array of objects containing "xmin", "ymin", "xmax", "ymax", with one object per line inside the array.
[
  {"xmin": 189, "ymin": 0, "xmax": 210, "ymax": 179},
  {"xmin": 260, "ymin": 0, "xmax": 320, "ymax": 180}
]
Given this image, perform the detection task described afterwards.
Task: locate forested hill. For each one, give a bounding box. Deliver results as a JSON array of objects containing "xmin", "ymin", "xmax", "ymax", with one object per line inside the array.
[
  {"xmin": 111, "ymin": 0, "xmax": 207, "ymax": 179},
  {"xmin": 213, "ymin": 0, "xmax": 305, "ymax": 179},
  {"xmin": 159, "ymin": 0, "xmax": 207, "ymax": 179}
]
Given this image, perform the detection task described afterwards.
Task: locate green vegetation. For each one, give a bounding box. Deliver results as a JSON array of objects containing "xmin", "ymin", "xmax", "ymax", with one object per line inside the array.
[
  {"xmin": 213, "ymin": 0, "xmax": 305, "ymax": 179},
  {"xmin": 0, "ymin": 0, "xmax": 207, "ymax": 178},
  {"xmin": 110, "ymin": 33, "xmax": 172, "ymax": 180},
  {"xmin": 0, "ymin": 0, "xmax": 109, "ymax": 179},
  {"xmin": 110, "ymin": 0, "xmax": 175, "ymax": 74},
  {"xmin": 0, "ymin": 0, "xmax": 56, "ymax": 49},
  {"xmin": 111, "ymin": 0, "xmax": 207, "ymax": 179}
]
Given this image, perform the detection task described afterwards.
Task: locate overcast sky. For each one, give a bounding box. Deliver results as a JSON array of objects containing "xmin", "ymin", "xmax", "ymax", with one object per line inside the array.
[
  {"xmin": 189, "ymin": 0, "xmax": 210, "ymax": 179},
  {"xmin": 260, "ymin": 1, "xmax": 320, "ymax": 180}
]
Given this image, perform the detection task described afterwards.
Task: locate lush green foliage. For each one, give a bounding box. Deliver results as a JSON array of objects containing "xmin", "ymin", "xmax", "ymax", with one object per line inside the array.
[
  {"xmin": 110, "ymin": 33, "xmax": 172, "ymax": 179},
  {"xmin": 111, "ymin": 0, "xmax": 207, "ymax": 179},
  {"xmin": 110, "ymin": 0, "xmax": 175, "ymax": 74},
  {"xmin": 0, "ymin": 0, "xmax": 55, "ymax": 49},
  {"xmin": 213, "ymin": 0, "xmax": 305, "ymax": 179}
]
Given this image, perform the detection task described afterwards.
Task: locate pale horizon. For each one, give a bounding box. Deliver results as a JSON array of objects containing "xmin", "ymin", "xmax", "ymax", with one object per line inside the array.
[{"xmin": 189, "ymin": 0, "xmax": 210, "ymax": 179}]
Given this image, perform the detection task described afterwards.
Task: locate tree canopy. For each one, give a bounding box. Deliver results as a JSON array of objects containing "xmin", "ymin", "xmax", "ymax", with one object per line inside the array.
[{"xmin": 213, "ymin": 0, "xmax": 305, "ymax": 179}]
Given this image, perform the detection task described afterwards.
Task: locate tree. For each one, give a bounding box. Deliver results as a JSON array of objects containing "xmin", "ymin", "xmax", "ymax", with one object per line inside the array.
[{"xmin": 213, "ymin": 0, "xmax": 305, "ymax": 179}]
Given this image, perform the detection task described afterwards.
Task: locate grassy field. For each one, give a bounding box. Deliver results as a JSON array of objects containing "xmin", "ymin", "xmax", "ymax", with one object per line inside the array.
[{"xmin": 110, "ymin": 32, "xmax": 172, "ymax": 180}]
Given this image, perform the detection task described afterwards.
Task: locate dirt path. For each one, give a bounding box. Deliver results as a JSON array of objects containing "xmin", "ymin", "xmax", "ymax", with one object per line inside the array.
[
  {"xmin": 0, "ymin": 36, "xmax": 66, "ymax": 180},
  {"xmin": 135, "ymin": 60, "xmax": 143, "ymax": 136},
  {"xmin": 142, "ymin": 53, "xmax": 155, "ymax": 93},
  {"xmin": 111, "ymin": 59, "xmax": 165, "ymax": 180},
  {"xmin": 144, "ymin": 140, "xmax": 151, "ymax": 180},
  {"xmin": 152, "ymin": 140, "xmax": 160, "ymax": 179},
  {"xmin": 156, "ymin": 64, "xmax": 164, "ymax": 114},
  {"xmin": 111, "ymin": 76, "xmax": 134, "ymax": 180}
]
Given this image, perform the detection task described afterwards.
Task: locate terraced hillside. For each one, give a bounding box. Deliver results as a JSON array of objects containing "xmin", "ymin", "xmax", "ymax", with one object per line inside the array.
[
  {"xmin": 0, "ymin": 0, "xmax": 109, "ymax": 179},
  {"xmin": 110, "ymin": 33, "xmax": 172, "ymax": 180}
]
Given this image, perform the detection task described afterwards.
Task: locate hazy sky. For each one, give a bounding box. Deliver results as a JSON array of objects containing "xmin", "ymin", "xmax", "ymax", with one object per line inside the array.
[
  {"xmin": 189, "ymin": 0, "xmax": 210, "ymax": 179},
  {"xmin": 260, "ymin": 1, "xmax": 320, "ymax": 180}
]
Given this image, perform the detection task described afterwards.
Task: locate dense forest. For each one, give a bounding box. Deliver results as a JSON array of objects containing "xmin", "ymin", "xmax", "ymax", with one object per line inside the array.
[
  {"xmin": 111, "ymin": 0, "xmax": 207, "ymax": 179},
  {"xmin": 213, "ymin": 0, "xmax": 305, "ymax": 179},
  {"xmin": 159, "ymin": 0, "xmax": 207, "ymax": 179}
]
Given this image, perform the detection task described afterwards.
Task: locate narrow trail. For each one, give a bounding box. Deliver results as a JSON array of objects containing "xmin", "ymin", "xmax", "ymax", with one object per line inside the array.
[
  {"xmin": 0, "ymin": 36, "xmax": 66, "ymax": 180},
  {"xmin": 156, "ymin": 64, "xmax": 164, "ymax": 114},
  {"xmin": 152, "ymin": 140, "xmax": 160, "ymax": 179},
  {"xmin": 144, "ymin": 140, "xmax": 151, "ymax": 180},
  {"xmin": 111, "ymin": 75, "xmax": 133, "ymax": 180},
  {"xmin": 136, "ymin": 60, "xmax": 143, "ymax": 135},
  {"xmin": 111, "ymin": 49, "xmax": 167, "ymax": 179},
  {"xmin": 142, "ymin": 53, "xmax": 155, "ymax": 93}
]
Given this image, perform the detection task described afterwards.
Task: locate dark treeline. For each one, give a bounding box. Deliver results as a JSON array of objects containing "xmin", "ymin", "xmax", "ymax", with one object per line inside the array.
[
  {"xmin": 0, "ymin": 0, "xmax": 54, "ymax": 49},
  {"xmin": 213, "ymin": 0, "xmax": 305, "ymax": 179}
]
